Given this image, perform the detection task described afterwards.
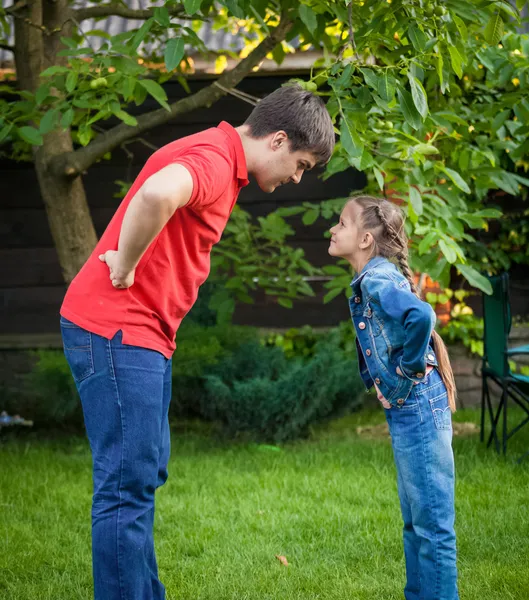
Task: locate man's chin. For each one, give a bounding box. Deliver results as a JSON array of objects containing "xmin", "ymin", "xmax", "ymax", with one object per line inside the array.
[{"xmin": 255, "ymin": 180, "xmax": 275, "ymax": 193}]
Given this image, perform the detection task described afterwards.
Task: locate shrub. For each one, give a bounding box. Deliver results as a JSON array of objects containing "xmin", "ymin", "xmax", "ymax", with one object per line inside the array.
[
  {"xmin": 3, "ymin": 350, "xmax": 82, "ymax": 430},
  {"xmin": 199, "ymin": 334, "xmax": 364, "ymax": 442}
]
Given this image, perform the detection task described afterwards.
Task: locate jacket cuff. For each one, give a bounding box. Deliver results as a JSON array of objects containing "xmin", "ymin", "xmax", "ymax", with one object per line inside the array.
[{"xmin": 399, "ymin": 357, "xmax": 428, "ymax": 383}]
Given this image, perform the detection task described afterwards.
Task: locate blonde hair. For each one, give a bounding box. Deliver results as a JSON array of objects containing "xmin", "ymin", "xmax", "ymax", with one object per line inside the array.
[{"xmin": 348, "ymin": 195, "xmax": 457, "ymax": 411}]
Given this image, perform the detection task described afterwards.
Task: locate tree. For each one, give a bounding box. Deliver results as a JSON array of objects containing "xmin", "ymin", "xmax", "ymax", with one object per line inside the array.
[{"xmin": 1, "ymin": 0, "xmax": 528, "ymax": 314}]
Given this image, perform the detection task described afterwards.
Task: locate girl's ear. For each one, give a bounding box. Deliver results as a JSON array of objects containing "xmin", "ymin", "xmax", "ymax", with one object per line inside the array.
[{"xmin": 359, "ymin": 231, "xmax": 374, "ymax": 250}]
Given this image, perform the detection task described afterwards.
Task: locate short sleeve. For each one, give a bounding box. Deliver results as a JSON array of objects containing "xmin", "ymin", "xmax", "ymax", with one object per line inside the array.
[{"xmin": 172, "ymin": 145, "xmax": 233, "ymax": 210}]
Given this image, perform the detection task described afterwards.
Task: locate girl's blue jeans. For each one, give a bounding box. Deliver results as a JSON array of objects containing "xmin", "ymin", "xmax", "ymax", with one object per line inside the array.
[
  {"xmin": 61, "ymin": 317, "xmax": 171, "ymax": 600},
  {"xmin": 385, "ymin": 368, "xmax": 459, "ymax": 600}
]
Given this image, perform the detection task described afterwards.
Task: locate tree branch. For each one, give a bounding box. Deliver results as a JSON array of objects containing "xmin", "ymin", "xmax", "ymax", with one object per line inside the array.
[
  {"xmin": 0, "ymin": 43, "xmax": 15, "ymax": 53},
  {"xmin": 73, "ymin": 3, "xmax": 188, "ymax": 22},
  {"xmin": 51, "ymin": 13, "xmax": 295, "ymax": 178}
]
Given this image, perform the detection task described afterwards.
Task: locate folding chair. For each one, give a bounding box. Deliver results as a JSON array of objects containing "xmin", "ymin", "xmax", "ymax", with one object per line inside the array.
[{"xmin": 481, "ymin": 272, "xmax": 529, "ymax": 462}]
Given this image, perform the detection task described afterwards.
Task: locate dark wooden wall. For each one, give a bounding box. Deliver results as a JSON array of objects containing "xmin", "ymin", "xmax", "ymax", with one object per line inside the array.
[{"xmin": 0, "ymin": 74, "xmax": 365, "ymax": 338}]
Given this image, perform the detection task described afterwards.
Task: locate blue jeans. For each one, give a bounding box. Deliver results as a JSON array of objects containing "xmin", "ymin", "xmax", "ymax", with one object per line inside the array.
[
  {"xmin": 61, "ymin": 317, "xmax": 172, "ymax": 600},
  {"xmin": 385, "ymin": 368, "xmax": 459, "ymax": 600}
]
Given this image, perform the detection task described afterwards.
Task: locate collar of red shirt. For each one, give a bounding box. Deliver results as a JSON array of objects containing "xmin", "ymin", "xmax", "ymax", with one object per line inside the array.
[{"xmin": 217, "ymin": 121, "xmax": 249, "ymax": 186}]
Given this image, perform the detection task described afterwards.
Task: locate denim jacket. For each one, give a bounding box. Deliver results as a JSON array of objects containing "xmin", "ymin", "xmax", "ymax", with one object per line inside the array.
[{"xmin": 349, "ymin": 256, "xmax": 438, "ymax": 406}]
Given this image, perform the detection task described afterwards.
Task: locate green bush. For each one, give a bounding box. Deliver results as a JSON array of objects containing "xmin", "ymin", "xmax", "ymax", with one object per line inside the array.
[
  {"xmin": 199, "ymin": 334, "xmax": 364, "ymax": 442},
  {"xmin": 2, "ymin": 350, "xmax": 82, "ymax": 430}
]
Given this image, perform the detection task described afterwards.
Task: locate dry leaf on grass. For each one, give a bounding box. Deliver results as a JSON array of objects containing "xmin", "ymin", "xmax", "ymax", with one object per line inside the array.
[{"xmin": 275, "ymin": 554, "xmax": 289, "ymax": 566}]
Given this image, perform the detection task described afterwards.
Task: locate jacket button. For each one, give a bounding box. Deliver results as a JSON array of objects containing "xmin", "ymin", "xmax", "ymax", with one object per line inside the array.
[
  {"xmin": 375, "ymin": 377, "xmax": 381, "ymax": 384},
  {"xmin": 366, "ymin": 349, "xmax": 372, "ymax": 356},
  {"xmin": 359, "ymin": 322, "xmax": 366, "ymax": 330},
  {"xmin": 416, "ymin": 372, "xmax": 424, "ymax": 378},
  {"xmin": 354, "ymin": 296, "xmax": 361, "ymax": 303},
  {"xmin": 397, "ymin": 398, "xmax": 404, "ymax": 405},
  {"xmin": 427, "ymin": 353, "xmax": 435, "ymax": 361}
]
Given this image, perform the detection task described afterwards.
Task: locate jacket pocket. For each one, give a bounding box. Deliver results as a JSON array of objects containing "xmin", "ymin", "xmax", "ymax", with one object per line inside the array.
[
  {"xmin": 61, "ymin": 320, "xmax": 95, "ymax": 384},
  {"xmin": 364, "ymin": 302, "xmax": 383, "ymax": 336}
]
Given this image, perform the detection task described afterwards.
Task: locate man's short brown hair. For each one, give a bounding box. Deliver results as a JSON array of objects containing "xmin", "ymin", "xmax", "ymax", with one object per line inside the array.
[{"xmin": 244, "ymin": 83, "xmax": 335, "ymax": 165}]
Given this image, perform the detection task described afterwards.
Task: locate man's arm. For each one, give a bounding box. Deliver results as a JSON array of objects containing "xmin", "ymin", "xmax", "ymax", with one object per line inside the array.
[{"xmin": 99, "ymin": 164, "xmax": 194, "ymax": 289}]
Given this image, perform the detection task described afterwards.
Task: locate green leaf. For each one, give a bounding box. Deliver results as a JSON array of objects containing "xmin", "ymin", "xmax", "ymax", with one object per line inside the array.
[
  {"xmin": 165, "ymin": 37, "xmax": 185, "ymax": 72},
  {"xmin": 302, "ymin": 208, "xmax": 319, "ymax": 225},
  {"xmin": 441, "ymin": 167, "xmax": 470, "ymax": 194},
  {"xmin": 224, "ymin": 0, "xmax": 245, "ymax": 18},
  {"xmin": 448, "ymin": 46, "xmax": 463, "ymax": 78},
  {"xmin": 409, "ymin": 186, "xmax": 423, "ymax": 216},
  {"xmin": 154, "ymin": 6, "xmax": 171, "ymax": 27},
  {"xmin": 130, "ymin": 18, "xmax": 154, "ymax": 53},
  {"xmin": 184, "ymin": 0, "xmax": 202, "ymax": 15},
  {"xmin": 397, "ymin": 88, "xmax": 422, "ymax": 130},
  {"xmin": 378, "ymin": 72, "xmax": 395, "ymax": 103},
  {"xmin": 278, "ymin": 297, "xmax": 293, "ymax": 309},
  {"xmin": 39, "ymin": 109, "xmax": 59, "ymax": 135},
  {"xmin": 439, "ymin": 239, "xmax": 457, "ymax": 264},
  {"xmin": 35, "ymin": 84, "xmax": 50, "ymax": 105},
  {"xmin": 414, "ymin": 144, "xmax": 438, "ymax": 155},
  {"xmin": 373, "ymin": 166, "xmax": 384, "ymax": 191},
  {"xmin": 436, "ymin": 53, "xmax": 444, "ymax": 91},
  {"xmin": 408, "ymin": 25, "xmax": 427, "ymax": 52},
  {"xmin": 18, "ymin": 126, "xmax": 43, "ymax": 146},
  {"xmin": 275, "ymin": 206, "xmax": 305, "ymax": 217},
  {"xmin": 66, "ymin": 71, "xmax": 78, "ymax": 94},
  {"xmin": 419, "ymin": 231, "xmax": 438, "ymax": 255},
  {"xmin": 453, "ymin": 15, "xmax": 468, "ymax": 42},
  {"xmin": 0, "ymin": 123, "xmax": 13, "ymax": 143},
  {"xmin": 360, "ymin": 68, "xmax": 379, "ymax": 90},
  {"xmin": 484, "ymin": 12, "xmax": 504, "ymax": 45},
  {"xmin": 298, "ymin": 4, "xmax": 318, "ymax": 34},
  {"xmin": 112, "ymin": 109, "xmax": 138, "ymax": 127},
  {"xmin": 40, "ymin": 65, "xmax": 69, "ymax": 78},
  {"xmin": 138, "ymin": 79, "xmax": 170, "ymax": 111},
  {"xmin": 60, "ymin": 108, "xmax": 74, "ymax": 129},
  {"xmin": 492, "ymin": 109, "xmax": 510, "ymax": 131},
  {"xmin": 456, "ymin": 263, "xmax": 492, "ymax": 295},
  {"xmin": 408, "ymin": 74, "xmax": 428, "ymax": 119},
  {"xmin": 322, "ymin": 265, "xmax": 349, "ymax": 275},
  {"xmin": 323, "ymin": 287, "xmax": 343, "ymax": 304},
  {"xmin": 340, "ymin": 116, "xmax": 363, "ymax": 159}
]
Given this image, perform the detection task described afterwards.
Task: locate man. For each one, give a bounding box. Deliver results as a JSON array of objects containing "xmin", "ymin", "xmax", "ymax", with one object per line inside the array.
[{"xmin": 60, "ymin": 83, "xmax": 335, "ymax": 600}]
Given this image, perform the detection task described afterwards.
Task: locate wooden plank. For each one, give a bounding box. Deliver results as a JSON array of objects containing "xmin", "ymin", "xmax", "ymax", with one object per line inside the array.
[{"xmin": 0, "ymin": 247, "xmax": 63, "ymax": 287}]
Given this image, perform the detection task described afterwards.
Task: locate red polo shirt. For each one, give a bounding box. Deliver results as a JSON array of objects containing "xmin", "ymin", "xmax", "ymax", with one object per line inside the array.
[{"xmin": 60, "ymin": 122, "xmax": 249, "ymax": 358}]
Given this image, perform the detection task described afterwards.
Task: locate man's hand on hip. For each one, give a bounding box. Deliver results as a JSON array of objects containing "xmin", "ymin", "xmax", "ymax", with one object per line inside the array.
[{"xmin": 99, "ymin": 250, "xmax": 135, "ymax": 289}]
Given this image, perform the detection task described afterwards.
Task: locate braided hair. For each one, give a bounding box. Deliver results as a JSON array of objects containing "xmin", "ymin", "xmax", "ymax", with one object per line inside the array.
[{"xmin": 348, "ymin": 195, "xmax": 457, "ymax": 411}]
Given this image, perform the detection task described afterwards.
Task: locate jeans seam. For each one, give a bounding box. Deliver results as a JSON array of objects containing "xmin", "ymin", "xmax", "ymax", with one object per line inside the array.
[
  {"xmin": 419, "ymin": 398, "xmax": 441, "ymax": 599},
  {"xmin": 106, "ymin": 338, "xmax": 127, "ymax": 600}
]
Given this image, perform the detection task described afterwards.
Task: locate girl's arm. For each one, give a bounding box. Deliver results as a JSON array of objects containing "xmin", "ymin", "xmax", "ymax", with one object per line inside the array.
[{"xmin": 362, "ymin": 273, "xmax": 436, "ymax": 381}]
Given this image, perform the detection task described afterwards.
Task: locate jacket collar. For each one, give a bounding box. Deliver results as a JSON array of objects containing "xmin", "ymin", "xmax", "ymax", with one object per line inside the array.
[{"xmin": 350, "ymin": 256, "xmax": 389, "ymax": 293}]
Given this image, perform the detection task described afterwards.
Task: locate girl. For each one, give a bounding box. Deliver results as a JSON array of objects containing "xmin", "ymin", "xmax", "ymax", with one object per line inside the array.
[{"xmin": 329, "ymin": 195, "xmax": 458, "ymax": 600}]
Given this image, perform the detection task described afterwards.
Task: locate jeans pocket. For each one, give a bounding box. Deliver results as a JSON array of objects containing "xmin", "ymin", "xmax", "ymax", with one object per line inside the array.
[
  {"xmin": 429, "ymin": 391, "xmax": 452, "ymax": 430},
  {"xmin": 61, "ymin": 322, "xmax": 94, "ymax": 384}
]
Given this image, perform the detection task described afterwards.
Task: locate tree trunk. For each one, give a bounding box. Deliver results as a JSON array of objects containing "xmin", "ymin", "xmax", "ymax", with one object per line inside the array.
[
  {"xmin": 34, "ymin": 132, "xmax": 98, "ymax": 283},
  {"xmin": 13, "ymin": 0, "xmax": 98, "ymax": 283}
]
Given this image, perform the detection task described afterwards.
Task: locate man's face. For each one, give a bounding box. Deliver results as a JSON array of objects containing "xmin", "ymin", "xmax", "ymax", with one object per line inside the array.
[{"xmin": 254, "ymin": 132, "xmax": 317, "ymax": 193}]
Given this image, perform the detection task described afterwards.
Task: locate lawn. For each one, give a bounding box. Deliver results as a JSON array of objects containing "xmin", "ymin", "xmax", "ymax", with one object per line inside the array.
[{"xmin": 1, "ymin": 407, "xmax": 528, "ymax": 600}]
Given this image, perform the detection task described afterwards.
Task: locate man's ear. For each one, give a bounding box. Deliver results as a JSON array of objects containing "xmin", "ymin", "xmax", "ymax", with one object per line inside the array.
[
  {"xmin": 359, "ymin": 231, "xmax": 374, "ymax": 250},
  {"xmin": 270, "ymin": 130, "xmax": 289, "ymax": 150}
]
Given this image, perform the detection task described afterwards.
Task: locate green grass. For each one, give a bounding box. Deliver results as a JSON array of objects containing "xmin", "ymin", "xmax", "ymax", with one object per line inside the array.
[{"xmin": 1, "ymin": 408, "xmax": 528, "ymax": 599}]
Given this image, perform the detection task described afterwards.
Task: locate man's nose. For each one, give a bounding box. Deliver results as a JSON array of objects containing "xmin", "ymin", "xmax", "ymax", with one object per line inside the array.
[{"xmin": 291, "ymin": 170, "xmax": 303, "ymax": 184}]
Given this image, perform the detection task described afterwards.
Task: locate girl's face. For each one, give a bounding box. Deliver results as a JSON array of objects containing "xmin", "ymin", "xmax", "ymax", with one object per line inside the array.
[{"xmin": 328, "ymin": 201, "xmax": 363, "ymax": 260}]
